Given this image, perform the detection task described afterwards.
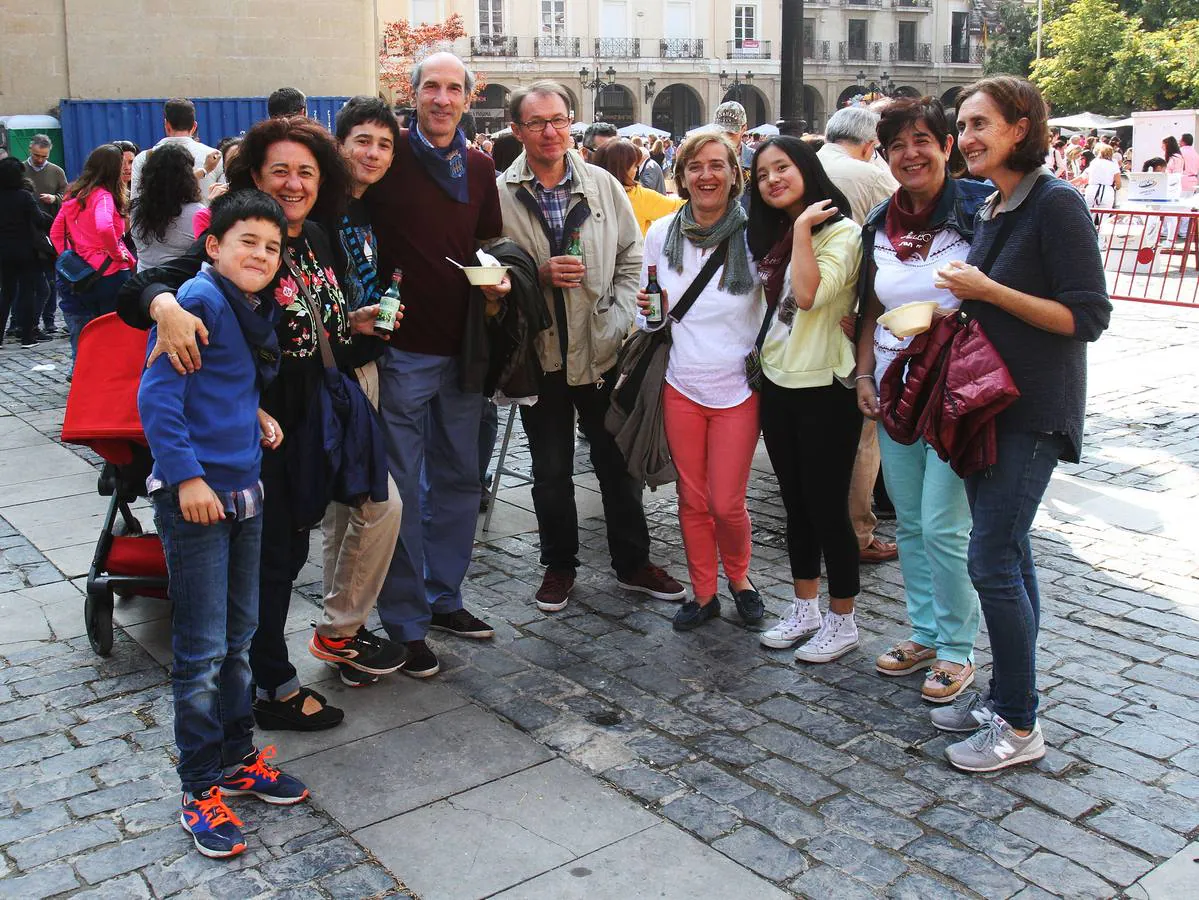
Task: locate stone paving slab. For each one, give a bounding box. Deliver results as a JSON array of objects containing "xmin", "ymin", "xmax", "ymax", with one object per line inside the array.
[
  {"xmin": 489, "ymin": 821, "xmax": 792, "ymax": 899},
  {"xmin": 355, "ymin": 758, "xmax": 657, "ymax": 900}
]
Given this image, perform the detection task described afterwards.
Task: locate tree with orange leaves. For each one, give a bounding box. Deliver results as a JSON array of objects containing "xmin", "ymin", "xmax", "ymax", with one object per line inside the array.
[{"xmin": 379, "ymin": 13, "xmax": 487, "ymax": 105}]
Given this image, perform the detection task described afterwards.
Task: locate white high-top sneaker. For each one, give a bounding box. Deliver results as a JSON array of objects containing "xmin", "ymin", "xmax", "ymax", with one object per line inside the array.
[
  {"xmin": 793, "ymin": 611, "xmax": 859, "ymax": 663},
  {"xmin": 759, "ymin": 598, "xmax": 822, "ymax": 649}
]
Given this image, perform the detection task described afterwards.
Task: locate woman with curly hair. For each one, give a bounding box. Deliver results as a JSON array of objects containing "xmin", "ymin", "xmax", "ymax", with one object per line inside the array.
[
  {"xmin": 118, "ymin": 115, "xmax": 404, "ymax": 733},
  {"xmin": 130, "ymin": 143, "xmax": 203, "ymax": 271}
]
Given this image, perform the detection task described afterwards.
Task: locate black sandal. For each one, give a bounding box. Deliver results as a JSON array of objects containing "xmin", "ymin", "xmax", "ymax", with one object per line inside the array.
[{"xmin": 253, "ymin": 686, "xmax": 345, "ymax": 732}]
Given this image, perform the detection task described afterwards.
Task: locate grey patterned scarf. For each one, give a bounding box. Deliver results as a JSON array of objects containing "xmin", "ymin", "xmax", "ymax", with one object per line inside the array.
[{"xmin": 662, "ymin": 200, "xmax": 753, "ymax": 296}]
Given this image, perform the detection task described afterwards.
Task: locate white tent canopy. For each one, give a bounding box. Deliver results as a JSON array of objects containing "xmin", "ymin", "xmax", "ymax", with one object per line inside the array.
[
  {"xmin": 618, "ymin": 123, "xmax": 669, "ymax": 139},
  {"xmin": 1048, "ymin": 112, "xmax": 1124, "ymax": 130}
]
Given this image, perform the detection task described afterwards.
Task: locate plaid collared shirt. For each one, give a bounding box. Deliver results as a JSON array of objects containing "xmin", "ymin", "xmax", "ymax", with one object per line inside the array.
[
  {"xmin": 532, "ymin": 159, "xmax": 574, "ymax": 249},
  {"xmin": 146, "ymin": 479, "xmax": 265, "ymax": 522}
]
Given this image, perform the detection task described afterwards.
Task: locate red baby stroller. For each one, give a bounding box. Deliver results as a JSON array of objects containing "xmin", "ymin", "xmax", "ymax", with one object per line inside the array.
[{"xmin": 60, "ymin": 313, "xmax": 169, "ymax": 656}]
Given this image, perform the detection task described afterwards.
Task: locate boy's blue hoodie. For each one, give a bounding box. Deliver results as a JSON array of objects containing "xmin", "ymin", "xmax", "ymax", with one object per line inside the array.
[{"xmin": 138, "ymin": 266, "xmax": 273, "ymax": 492}]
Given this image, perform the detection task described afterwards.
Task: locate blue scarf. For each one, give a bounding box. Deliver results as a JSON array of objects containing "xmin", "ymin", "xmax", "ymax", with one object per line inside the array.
[
  {"xmin": 204, "ymin": 265, "xmax": 282, "ymax": 390},
  {"xmin": 409, "ymin": 125, "xmax": 470, "ymax": 204}
]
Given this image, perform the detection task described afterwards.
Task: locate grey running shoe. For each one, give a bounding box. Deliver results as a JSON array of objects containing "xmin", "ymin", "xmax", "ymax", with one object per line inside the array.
[
  {"xmin": 945, "ymin": 717, "xmax": 1046, "ymax": 773},
  {"xmin": 929, "ymin": 689, "xmax": 994, "ymax": 732}
]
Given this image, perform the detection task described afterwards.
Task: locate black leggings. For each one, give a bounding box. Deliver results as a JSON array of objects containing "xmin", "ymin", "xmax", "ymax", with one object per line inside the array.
[{"xmin": 760, "ymin": 378, "xmax": 862, "ymax": 598}]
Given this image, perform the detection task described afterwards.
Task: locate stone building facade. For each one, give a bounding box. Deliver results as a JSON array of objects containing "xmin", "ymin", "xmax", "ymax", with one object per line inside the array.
[{"xmin": 379, "ymin": 0, "xmax": 987, "ymax": 136}]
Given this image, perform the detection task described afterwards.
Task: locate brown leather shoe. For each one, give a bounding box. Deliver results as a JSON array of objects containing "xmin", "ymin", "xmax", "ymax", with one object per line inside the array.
[
  {"xmin": 617, "ymin": 564, "xmax": 686, "ymax": 601},
  {"xmin": 860, "ymin": 538, "xmax": 898, "ymax": 563},
  {"xmin": 536, "ymin": 568, "xmax": 576, "ymax": 612}
]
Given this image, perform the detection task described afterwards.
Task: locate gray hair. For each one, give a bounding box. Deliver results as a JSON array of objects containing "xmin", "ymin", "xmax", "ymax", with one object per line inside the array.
[
  {"xmin": 410, "ymin": 52, "xmax": 475, "ymax": 97},
  {"xmin": 29, "ymin": 134, "xmax": 53, "ymax": 150},
  {"xmin": 825, "ymin": 107, "xmax": 881, "ymax": 146}
]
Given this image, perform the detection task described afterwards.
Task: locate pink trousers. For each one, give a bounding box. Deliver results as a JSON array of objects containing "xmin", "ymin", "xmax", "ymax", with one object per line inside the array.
[{"xmin": 663, "ymin": 383, "xmax": 760, "ymax": 599}]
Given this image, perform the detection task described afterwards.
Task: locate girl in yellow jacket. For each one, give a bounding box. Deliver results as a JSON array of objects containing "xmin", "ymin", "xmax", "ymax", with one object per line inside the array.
[{"xmin": 746, "ymin": 136, "xmax": 864, "ymax": 666}]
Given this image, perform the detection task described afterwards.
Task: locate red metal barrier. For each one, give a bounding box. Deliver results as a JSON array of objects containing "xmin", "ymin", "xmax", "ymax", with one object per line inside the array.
[{"xmin": 1090, "ymin": 207, "xmax": 1199, "ymax": 308}]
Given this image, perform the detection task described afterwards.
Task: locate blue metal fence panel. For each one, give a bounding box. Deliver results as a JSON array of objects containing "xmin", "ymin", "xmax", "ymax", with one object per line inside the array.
[{"xmin": 58, "ymin": 96, "xmax": 349, "ymax": 179}]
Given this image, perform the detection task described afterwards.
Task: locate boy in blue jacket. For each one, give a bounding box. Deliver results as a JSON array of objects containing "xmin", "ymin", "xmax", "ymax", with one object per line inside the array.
[{"xmin": 138, "ymin": 190, "xmax": 307, "ymax": 859}]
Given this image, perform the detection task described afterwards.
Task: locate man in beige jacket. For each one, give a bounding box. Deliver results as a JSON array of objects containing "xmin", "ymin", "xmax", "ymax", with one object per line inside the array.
[
  {"xmin": 818, "ymin": 106, "xmax": 899, "ymax": 564},
  {"xmin": 496, "ymin": 80, "xmax": 685, "ymax": 613}
]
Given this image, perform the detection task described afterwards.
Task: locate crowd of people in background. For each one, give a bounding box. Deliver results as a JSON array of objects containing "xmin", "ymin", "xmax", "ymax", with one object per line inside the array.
[{"xmin": 0, "ymin": 70, "xmax": 1115, "ymax": 859}]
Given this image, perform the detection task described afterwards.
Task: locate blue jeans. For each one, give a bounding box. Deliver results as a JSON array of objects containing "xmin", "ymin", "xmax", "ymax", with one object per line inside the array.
[
  {"xmin": 964, "ymin": 429, "xmax": 1065, "ymax": 730},
  {"xmin": 376, "ymin": 350, "xmax": 482, "ymax": 642},
  {"xmin": 61, "ymin": 270, "xmax": 131, "ymax": 368},
  {"xmin": 878, "ymin": 430, "xmax": 980, "ymax": 665},
  {"xmin": 154, "ymin": 491, "xmax": 262, "ymax": 793}
]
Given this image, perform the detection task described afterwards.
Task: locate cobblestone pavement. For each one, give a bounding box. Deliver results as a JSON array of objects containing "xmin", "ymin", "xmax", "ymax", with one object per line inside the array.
[{"xmin": 1, "ymin": 298, "xmax": 1197, "ymax": 899}]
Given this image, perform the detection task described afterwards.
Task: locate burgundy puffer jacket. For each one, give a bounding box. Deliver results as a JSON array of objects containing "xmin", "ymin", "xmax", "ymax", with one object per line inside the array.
[{"xmin": 880, "ymin": 310, "xmax": 1020, "ymax": 477}]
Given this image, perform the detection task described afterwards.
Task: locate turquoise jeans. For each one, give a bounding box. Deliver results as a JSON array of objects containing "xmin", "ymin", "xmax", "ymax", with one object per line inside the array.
[{"xmin": 878, "ymin": 429, "xmax": 980, "ymax": 665}]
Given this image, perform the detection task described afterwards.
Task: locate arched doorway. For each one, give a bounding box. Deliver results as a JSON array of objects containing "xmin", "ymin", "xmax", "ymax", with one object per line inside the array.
[
  {"xmin": 596, "ymin": 84, "xmax": 636, "ymax": 127},
  {"xmin": 894, "ymin": 85, "xmax": 921, "ymax": 99},
  {"xmin": 941, "ymin": 86, "xmax": 964, "ymax": 110},
  {"xmin": 561, "ymin": 87, "xmax": 581, "ymax": 121},
  {"xmin": 652, "ymin": 84, "xmax": 703, "ymax": 137},
  {"xmin": 803, "ymin": 85, "xmax": 825, "ymax": 132},
  {"xmin": 723, "ymin": 85, "xmax": 770, "ymax": 129},
  {"xmin": 473, "ymin": 84, "xmax": 511, "ymax": 136}
]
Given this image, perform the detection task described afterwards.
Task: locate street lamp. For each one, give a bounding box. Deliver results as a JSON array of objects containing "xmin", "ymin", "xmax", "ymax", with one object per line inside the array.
[
  {"xmin": 580, "ymin": 65, "xmax": 617, "ymax": 120},
  {"xmin": 719, "ymin": 69, "xmax": 754, "ymax": 99},
  {"xmin": 644, "ymin": 79, "xmax": 657, "ymax": 104}
]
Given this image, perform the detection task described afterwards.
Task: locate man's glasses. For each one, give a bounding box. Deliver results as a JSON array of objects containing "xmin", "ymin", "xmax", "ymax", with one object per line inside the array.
[{"xmin": 517, "ymin": 117, "xmax": 572, "ymax": 133}]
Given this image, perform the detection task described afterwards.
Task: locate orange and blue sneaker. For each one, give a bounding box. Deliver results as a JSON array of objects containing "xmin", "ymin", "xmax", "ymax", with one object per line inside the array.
[
  {"xmin": 218, "ymin": 746, "xmax": 309, "ymax": 805},
  {"xmin": 180, "ymin": 787, "xmax": 246, "ymax": 859}
]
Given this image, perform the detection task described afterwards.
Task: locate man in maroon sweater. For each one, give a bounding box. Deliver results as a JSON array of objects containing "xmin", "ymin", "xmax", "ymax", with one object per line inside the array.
[{"xmin": 366, "ymin": 52, "xmax": 509, "ymax": 678}]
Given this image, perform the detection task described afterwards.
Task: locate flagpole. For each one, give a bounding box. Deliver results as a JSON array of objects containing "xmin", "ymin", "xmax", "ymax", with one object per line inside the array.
[{"xmin": 1036, "ymin": 0, "xmax": 1043, "ymax": 59}]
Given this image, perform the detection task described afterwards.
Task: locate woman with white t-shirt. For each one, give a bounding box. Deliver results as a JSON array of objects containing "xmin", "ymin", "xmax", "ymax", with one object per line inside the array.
[
  {"xmin": 854, "ymin": 97, "xmax": 991, "ymax": 704},
  {"xmin": 636, "ymin": 131, "xmax": 767, "ymax": 632},
  {"xmin": 1082, "ymin": 143, "xmax": 1121, "ymax": 226}
]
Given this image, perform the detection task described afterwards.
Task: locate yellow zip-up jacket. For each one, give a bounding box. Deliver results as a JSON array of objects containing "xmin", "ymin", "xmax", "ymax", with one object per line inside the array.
[{"xmin": 761, "ymin": 216, "xmax": 862, "ymax": 390}]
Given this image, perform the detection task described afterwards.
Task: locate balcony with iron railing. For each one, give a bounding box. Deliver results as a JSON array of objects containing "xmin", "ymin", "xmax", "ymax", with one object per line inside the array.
[
  {"xmin": 534, "ymin": 36, "xmax": 582, "ymax": 58},
  {"xmin": 804, "ymin": 39, "xmax": 832, "ymax": 62},
  {"xmin": 893, "ymin": 0, "xmax": 933, "ymax": 9},
  {"xmin": 890, "ymin": 42, "xmax": 932, "ymax": 64},
  {"xmin": 943, "ymin": 43, "xmax": 985, "ymax": 64},
  {"xmin": 470, "ymin": 35, "xmax": 518, "ymax": 57},
  {"xmin": 595, "ymin": 37, "xmax": 641, "ymax": 58},
  {"xmin": 841, "ymin": 0, "xmax": 884, "ymax": 7},
  {"xmin": 726, "ymin": 40, "xmax": 772, "ymax": 59},
  {"xmin": 840, "ymin": 41, "xmax": 883, "ymax": 62},
  {"xmin": 659, "ymin": 38, "xmax": 704, "ymax": 59}
]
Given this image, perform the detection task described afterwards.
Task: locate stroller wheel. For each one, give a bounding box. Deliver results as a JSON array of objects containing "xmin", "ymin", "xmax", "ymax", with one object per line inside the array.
[{"xmin": 85, "ymin": 586, "xmax": 114, "ymax": 656}]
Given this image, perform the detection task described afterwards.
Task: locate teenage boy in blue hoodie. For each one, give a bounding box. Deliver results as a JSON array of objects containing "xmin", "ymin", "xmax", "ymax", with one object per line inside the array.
[{"xmin": 138, "ymin": 190, "xmax": 307, "ymax": 859}]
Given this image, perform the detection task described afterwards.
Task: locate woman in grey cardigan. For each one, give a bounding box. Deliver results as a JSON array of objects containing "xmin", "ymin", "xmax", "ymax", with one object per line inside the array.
[{"xmin": 929, "ymin": 76, "xmax": 1111, "ymax": 773}]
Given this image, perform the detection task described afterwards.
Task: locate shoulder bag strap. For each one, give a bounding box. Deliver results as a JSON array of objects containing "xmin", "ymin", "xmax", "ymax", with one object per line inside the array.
[
  {"xmin": 667, "ymin": 235, "xmax": 731, "ymax": 325},
  {"xmin": 977, "ymin": 174, "xmax": 1048, "ymax": 276},
  {"xmin": 285, "ymin": 255, "xmax": 337, "ymax": 370}
]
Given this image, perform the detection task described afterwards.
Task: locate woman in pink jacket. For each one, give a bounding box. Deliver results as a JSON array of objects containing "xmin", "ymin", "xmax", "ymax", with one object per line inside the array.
[{"xmin": 50, "ymin": 144, "xmax": 135, "ymax": 369}]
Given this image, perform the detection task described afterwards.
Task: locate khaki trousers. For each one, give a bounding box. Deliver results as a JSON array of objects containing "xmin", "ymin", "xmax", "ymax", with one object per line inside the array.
[
  {"xmin": 318, "ymin": 360, "xmax": 403, "ymax": 638},
  {"xmin": 850, "ymin": 418, "xmax": 881, "ymax": 549}
]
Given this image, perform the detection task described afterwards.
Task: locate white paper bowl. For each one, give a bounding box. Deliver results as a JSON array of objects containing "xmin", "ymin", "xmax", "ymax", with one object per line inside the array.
[
  {"xmin": 877, "ymin": 300, "xmax": 940, "ymax": 338},
  {"xmin": 462, "ymin": 265, "xmax": 509, "ymax": 286}
]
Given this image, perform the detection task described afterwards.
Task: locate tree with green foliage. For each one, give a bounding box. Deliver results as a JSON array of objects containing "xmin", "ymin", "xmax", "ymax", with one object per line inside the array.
[
  {"xmin": 985, "ymin": 0, "xmax": 1035, "ymax": 77},
  {"xmin": 1029, "ymin": 0, "xmax": 1199, "ymax": 113}
]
